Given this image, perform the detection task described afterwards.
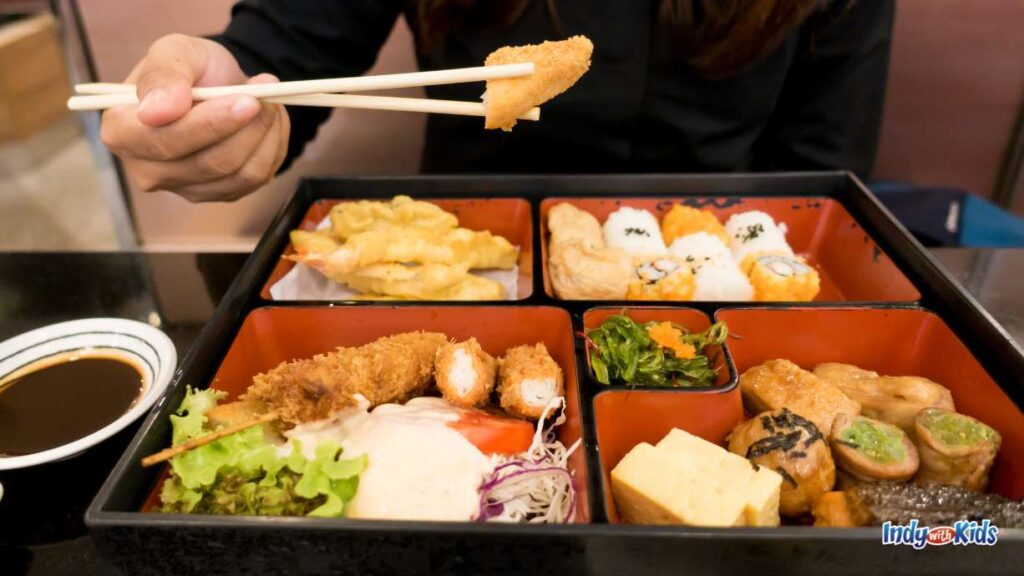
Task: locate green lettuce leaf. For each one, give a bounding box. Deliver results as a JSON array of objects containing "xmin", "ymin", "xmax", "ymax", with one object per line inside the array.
[{"xmin": 159, "ymin": 388, "xmax": 365, "ymax": 517}]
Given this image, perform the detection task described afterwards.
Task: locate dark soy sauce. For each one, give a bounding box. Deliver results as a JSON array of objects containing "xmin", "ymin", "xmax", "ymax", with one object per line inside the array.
[{"xmin": 0, "ymin": 354, "xmax": 144, "ymax": 456}]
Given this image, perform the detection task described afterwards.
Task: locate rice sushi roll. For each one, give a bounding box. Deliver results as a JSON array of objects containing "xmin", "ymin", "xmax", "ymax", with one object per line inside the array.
[
  {"xmin": 603, "ymin": 207, "xmax": 666, "ymax": 254},
  {"xmin": 692, "ymin": 261, "xmax": 755, "ymax": 301},
  {"xmin": 435, "ymin": 338, "xmax": 497, "ymax": 408},
  {"xmin": 724, "ymin": 211, "xmax": 794, "ymax": 263},
  {"xmin": 661, "ymin": 205, "xmax": 729, "ymax": 245},
  {"xmin": 667, "ymin": 231, "xmax": 732, "ymax": 265},
  {"xmin": 498, "ymin": 343, "xmax": 565, "ymax": 420},
  {"xmin": 626, "ymin": 256, "xmax": 695, "ymax": 301},
  {"xmin": 745, "ymin": 253, "xmax": 820, "ymax": 301}
]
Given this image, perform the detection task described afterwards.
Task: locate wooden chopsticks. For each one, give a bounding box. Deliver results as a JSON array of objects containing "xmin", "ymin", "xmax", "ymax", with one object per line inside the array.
[{"xmin": 67, "ymin": 63, "xmax": 541, "ymax": 121}]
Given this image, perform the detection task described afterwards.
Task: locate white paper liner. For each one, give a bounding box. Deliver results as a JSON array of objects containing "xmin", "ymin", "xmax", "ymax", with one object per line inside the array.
[{"xmin": 269, "ymin": 216, "xmax": 519, "ymax": 301}]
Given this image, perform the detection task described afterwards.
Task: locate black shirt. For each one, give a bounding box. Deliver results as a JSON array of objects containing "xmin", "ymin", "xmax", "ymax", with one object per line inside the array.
[{"xmin": 213, "ymin": 0, "xmax": 893, "ymax": 176}]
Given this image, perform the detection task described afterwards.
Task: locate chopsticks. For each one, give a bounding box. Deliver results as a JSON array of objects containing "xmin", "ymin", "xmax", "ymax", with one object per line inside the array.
[{"xmin": 67, "ymin": 63, "xmax": 541, "ymax": 121}]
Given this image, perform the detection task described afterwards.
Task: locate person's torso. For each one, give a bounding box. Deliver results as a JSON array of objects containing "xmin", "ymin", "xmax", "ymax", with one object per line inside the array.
[{"xmin": 411, "ymin": 0, "xmax": 799, "ymax": 173}]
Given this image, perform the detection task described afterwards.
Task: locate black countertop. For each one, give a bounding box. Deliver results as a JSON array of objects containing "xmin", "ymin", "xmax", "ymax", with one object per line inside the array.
[{"xmin": 0, "ymin": 249, "xmax": 1020, "ymax": 575}]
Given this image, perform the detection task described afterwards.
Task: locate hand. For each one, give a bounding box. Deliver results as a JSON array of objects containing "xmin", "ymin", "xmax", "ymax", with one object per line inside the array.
[{"xmin": 101, "ymin": 34, "xmax": 290, "ymax": 203}]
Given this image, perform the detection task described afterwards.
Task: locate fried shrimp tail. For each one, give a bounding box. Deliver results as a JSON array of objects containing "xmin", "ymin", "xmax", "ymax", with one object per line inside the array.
[
  {"xmin": 435, "ymin": 338, "xmax": 497, "ymax": 408},
  {"xmin": 497, "ymin": 343, "xmax": 565, "ymax": 420}
]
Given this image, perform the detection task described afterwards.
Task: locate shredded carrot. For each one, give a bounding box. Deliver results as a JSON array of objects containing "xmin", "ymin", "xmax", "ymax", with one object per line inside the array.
[{"xmin": 646, "ymin": 322, "xmax": 697, "ymax": 359}]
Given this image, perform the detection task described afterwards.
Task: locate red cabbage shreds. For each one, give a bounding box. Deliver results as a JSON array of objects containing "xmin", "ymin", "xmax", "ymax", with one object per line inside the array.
[{"xmin": 475, "ymin": 397, "xmax": 580, "ymax": 524}]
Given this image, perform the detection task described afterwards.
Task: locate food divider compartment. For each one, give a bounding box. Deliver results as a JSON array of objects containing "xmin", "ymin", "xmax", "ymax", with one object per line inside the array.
[
  {"xmin": 580, "ymin": 306, "xmax": 733, "ymax": 390},
  {"xmin": 540, "ymin": 197, "xmax": 920, "ymax": 302},
  {"xmin": 716, "ymin": 307, "xmax": 1024, "ymax": 500},
  {"xmin": 260, "ymin": 197, "xmax": 535, "ymax": 300},
  {"xmin": 142, "ymin": 305, "xmax": 590, "ymax": 522},
  {"xmin": 593, "ymin": 388, "xmax": 744, "ymax": 522}
]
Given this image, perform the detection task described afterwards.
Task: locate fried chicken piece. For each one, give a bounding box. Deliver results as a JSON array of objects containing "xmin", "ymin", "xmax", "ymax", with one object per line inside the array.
[
  {"xmin": 243, "ymin": 331, "xmax": 449, "ymax": 425},
  {"xmin": 497, "ymin": 343, "xmax": 565, "ymax": 420},
  {"xmin": 329, "ymin": 196, "xmax": 458, "ymax": 240},
  {"xmin": 483, "ymin": 36, "xmax": 593, "ymax": 131},
  {"xmin": 435, "ymin": 338, "xmax": 497, "ymax": 408}
]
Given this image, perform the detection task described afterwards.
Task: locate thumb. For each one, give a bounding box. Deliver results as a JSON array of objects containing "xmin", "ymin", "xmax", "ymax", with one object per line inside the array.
[{"xmin": 134, "ymin": 35, "xmax": 208, "ymax": 127}]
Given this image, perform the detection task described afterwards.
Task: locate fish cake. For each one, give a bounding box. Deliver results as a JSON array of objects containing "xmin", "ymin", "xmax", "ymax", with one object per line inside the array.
[
  {"xmin": 497, "ymin": 343, "xmax": 564, "ymax": 420},
  {"xmin": 739, "ymin": 359, "xmax": 860, "ymax": 437},
  {"xmin": 435, "ymin": 338, "xmax": 497, "ymax": 408}
]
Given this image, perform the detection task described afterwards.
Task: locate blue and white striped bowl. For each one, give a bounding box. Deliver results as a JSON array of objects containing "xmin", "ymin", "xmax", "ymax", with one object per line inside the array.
[{"xmin": 0, "ymin": 318, "xmax": 176, "ymax": 470}]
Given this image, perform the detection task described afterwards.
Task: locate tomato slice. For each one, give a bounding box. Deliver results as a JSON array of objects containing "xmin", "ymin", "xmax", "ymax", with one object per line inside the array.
[{"xmin": 447, "ymin": 409, "xmax": 535, "ymax": 455}]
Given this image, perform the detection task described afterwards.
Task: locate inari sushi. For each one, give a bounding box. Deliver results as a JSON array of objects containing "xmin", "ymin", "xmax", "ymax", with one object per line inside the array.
[
  {"xmin": 435, "ymin": 338, "xmax": 497, "ymax": 408},
  {"xmin": 603, "ymin": 207, "xmax": 666, "ymax": 254},
  {"xmin": 498, "ymin": 343, "xmax": 565, "ymax": 420}
]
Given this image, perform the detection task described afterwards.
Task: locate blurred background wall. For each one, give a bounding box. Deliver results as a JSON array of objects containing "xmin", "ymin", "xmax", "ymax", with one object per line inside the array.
[{"xmin": 58, "ymin": 0, "xmax": 1024, "ymax": 248}]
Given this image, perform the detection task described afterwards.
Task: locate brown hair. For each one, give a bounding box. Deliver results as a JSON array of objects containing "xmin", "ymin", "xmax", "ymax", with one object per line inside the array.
[{"xmin": 413, "ymin": 0, "xmax": 822, "ymax": 78}]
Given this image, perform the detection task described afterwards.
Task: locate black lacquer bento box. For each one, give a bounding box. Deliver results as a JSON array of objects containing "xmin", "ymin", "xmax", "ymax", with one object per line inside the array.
[{"xmin": 86, "ymin": 174, "xmax": 1024, "ymax": 575}]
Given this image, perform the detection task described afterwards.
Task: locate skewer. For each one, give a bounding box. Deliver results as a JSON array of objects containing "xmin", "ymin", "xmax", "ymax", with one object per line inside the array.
[
  {"xmin": 68, "ymin": 62, "xmax": 533, "ymax": 111},
  {"xmin": 69, "ymin": 87, "xmax": 540, "ymax": 120},
  {"xmin": 140, "ymin": 412, "xmax": 278, "ymax": 468}
]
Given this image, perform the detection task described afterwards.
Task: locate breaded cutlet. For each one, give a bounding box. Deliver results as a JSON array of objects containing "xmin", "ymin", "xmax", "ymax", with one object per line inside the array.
[{"xmin": 243, "ymin": 331, "xmax": 449, "ymax": 425}]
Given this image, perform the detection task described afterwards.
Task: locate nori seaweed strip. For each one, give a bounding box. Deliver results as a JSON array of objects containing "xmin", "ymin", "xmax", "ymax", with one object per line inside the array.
[
  {"xmin": 775, "ymin": 466, "xmax": 799, "ymax": 488},
  {"xmin": 746, "ymin": 430, "xmax": 802, "ymax": 459}
]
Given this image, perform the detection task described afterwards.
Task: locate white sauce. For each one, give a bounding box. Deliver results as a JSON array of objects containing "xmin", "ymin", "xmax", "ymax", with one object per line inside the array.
[{"xmin": 280, "ymin": 396, "xmax": 493, "ymax": 521}]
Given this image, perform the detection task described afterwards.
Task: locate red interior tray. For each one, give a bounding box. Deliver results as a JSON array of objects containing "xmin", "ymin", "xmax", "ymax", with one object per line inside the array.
[
  {"xmin": 261, "ymin": 198, "xmax": 534, "ymax": 300},
  {"xmin": 143, "ymin": 305, "xmax": 589, "ymax": 522},
  {"xmin": 539, "ymin": 197, "xmax": 920, "ymax": 302},
  {"xmin": 581, "ymin": 306, "xmax": 733, "ymax": 389}
]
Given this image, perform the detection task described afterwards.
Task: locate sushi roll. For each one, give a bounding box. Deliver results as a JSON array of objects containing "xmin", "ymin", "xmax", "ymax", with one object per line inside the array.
[
  {"xmin": 435, "ymin": 338, "xmax": 497, "ymax": 408},
  {"xmin": 744, "ymin": 253, "xmax": 820, "ymax": 301},
  {"xmin": 660, "ymin": 205, "xmax": 729, "ymax": 245},
  {"xmin": 724, "ymin": 211, "xmax": 794, "ymax": 263},
  {"xmin": 692, "ymin": 261, "xmax": 755, "ymax": 301},
  {"xmin": 498, "ymin": 343, "xmax": 565, "ymax": 420},
  {"xmin": 667, "ymin": 231, "xmax": 732, "ymax": 265},
  {"xmin": 603, "ymin": 207, "xmax": 666, "ymax": 254},
  {"xmin": 626, "ymin": 257, "xmax": 695, "ymax": 301}
]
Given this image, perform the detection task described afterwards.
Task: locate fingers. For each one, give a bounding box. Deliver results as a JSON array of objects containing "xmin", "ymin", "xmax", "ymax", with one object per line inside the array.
[
  {"xmin": 102, "ymin": 95, "xmax": 262, "ymax": 161},
  {"xmin": 133, "ymin": 34, "xmax": 210, "ymax": 127},
  {"xmin": 171, "ymin": 105, "xmax": 289, "ymax": 203}
]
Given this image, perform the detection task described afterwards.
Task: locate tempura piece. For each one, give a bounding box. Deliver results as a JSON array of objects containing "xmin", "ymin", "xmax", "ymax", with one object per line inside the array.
[
  {"xmin": 289, "ymin": 229, "xmax": 340, "ymax": 255},
  {"xmin": 329, "ymin": 195, "xmax": 458, "ymax": 240},
  {"xmin": 740, "ymin": 359, "xmax": 861, "ymax": 437},
  {"xmin": 914, "ymin": 408, "xmax": 1001, "ymax": 491},
  {"xmin": 497, "ymin": 343, "xmax": 564, "ymax": 420},
  {"xmin": 434, "ymin": 274, "xmax": 506, "ymax": 300},
  {"xmin": 435, "ymin": 338, "xmax": 497, "ymax": 408},
  {"xmin": 243, "ymin": 331, "xmax": 449, "ymax": 425},
  {"xmin": 335, "ymin": 263, "xmax": 472, "ymax": 299},
  {"xmin": 483, "ymin": 35, "xmax": 593, "ymax": 131},
  {"xmin": 297, "ymin": 227, "xmax": 517, "ymax": 275}
]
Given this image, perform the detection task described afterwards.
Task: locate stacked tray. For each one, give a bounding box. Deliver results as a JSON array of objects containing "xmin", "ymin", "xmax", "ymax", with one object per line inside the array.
[{"xmin": 87, "ymin": 173, "xmax": 1024, "ymax": 575}]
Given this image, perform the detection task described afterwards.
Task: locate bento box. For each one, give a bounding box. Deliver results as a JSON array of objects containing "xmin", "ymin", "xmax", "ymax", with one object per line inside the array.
[{"xmin": 86, "ymin": 174, "xmax": 1024, "ymax": 575}]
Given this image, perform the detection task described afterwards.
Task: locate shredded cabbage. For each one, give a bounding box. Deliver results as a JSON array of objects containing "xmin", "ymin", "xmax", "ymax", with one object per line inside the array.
[
  {"xmin": 159, "ymin": 386, "xmax": 365, "ymax": 517},
  {"xmin": 475, "ymin": 397, "xmax": 580, "ymax": 524}
]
